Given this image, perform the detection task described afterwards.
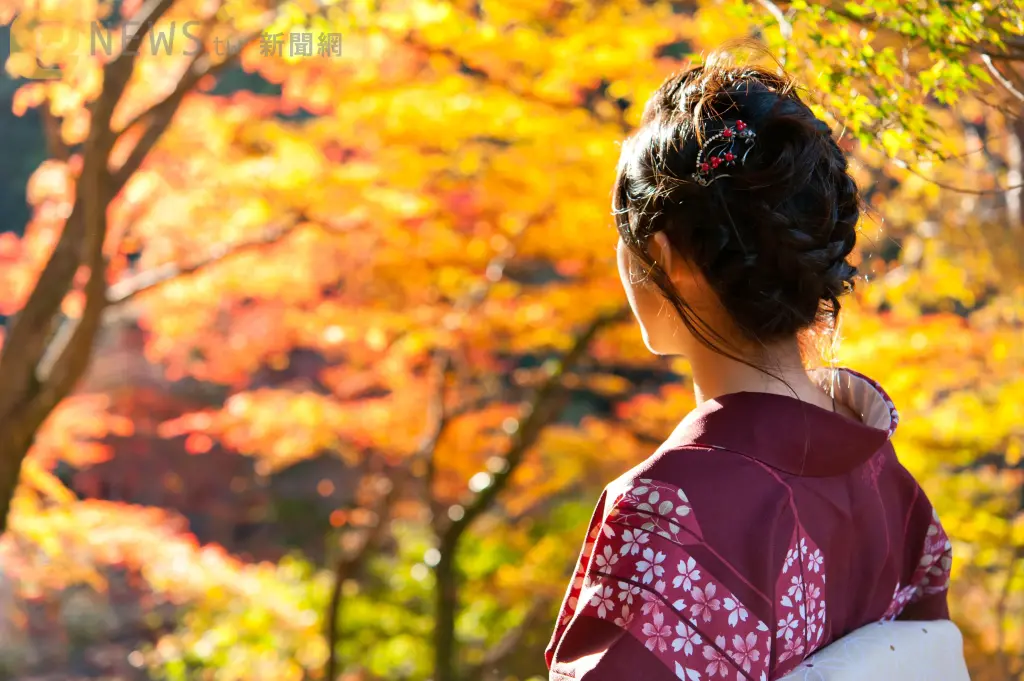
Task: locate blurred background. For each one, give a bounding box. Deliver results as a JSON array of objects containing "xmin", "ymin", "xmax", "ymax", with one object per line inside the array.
[{"xmin": 0, "ymin": 1, "xmax": 1021, "ymax": 680}]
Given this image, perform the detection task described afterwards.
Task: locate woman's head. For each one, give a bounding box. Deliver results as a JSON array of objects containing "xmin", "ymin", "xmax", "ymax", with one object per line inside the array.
[{"xmin": 613, "ymin": 45, "xmax": 859, "ymax": 364}]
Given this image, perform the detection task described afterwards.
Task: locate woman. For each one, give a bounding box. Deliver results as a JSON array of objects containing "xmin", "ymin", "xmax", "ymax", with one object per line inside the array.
[{"xmin": 545, "ymin": 47, "xmax": 953, "ymax": 681}]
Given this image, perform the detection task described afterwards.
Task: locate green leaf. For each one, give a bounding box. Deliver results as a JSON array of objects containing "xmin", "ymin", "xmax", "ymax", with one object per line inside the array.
[
  {"xmin": 967, "ymin": 63, "xmax": 993, "ymax": 85},
  {"xmin": 881, "ymin": 129, "xmax": 905, "ymax": 157},
  {"xmin": 843, "ymin": 2, "xmax": 873, "ymax": 18}
]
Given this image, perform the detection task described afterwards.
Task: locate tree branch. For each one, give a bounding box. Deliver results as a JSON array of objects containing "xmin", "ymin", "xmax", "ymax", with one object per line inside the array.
[
  {"xmin": 0, "ymin": 0, "xmax": 177, "ymax": 419},
  {"xmin": 431, "ymin": 305, "xmax": 629, "ymax": 681},
  {"xmin": 444, "ymin": 306, "xmax": 627, "ymax": 540},
  {"xmin": 982, "ymin": 54, "xmax": 1024, "ymax": 104},
  {"xmin": 323, "ymin": 472, "xmax": 395, "ymax": 681},
  {"xmin": 30, "ymin": 213, "xmax": 310, "ymax": 393},
  {"xmin": 100, "ymin": 0, "xmax": 180, "ymax": 106},
  {"xmin": 424, "ymin": 354, "xmax": 453, "ymax": 533},
  {"xmin": 465, "ymin": 599, "xmax": 550, "ymax": 681},
  {"xmin": 111, "ymin": 0, "xmax": 295, "ymax": 193},
  {"xmin": 324, "ymin": 360, "xmax": 453, "ymax": 681},
  {"xmin": 755, "ymin": 0, "xmax": 792, "ymax": 39},
  {"xmin": 899, "ymin": 163, "xmax": 1023, "ymax": 194},
  {"xmin": 41, "ymin": 108, "xmax": 71, "ymax": 162},
  {"xmin": 113, "ymin": 6, "xmax": 223, "ymax": 138},
  {"xmin": 0, "ymin": 0, "xmax": 325, "ymax": 536},
  {"xmin": 423, "ymin": 229, "xmax": 524, "ymax": 533},
  {"xmin": 812, "ymin": 2, "xmax": 1024, "ymax": 61},
  {"xmin": 401, "ymin": 33, "xmax": 631, "ymax": 133},
  {"xmin": 28, "ymin": 249, "xmax": 108, "ymax": 418},
  {"xmin": 27, "ymin": 105, "xmax": 116, "ymax": 418},
  {"xmin": 122, "ymin": 0, "xmax": 180, "ymax": 60},
  {"xmin": 0, "ymin": 155, "xmax": 115, "ymax": 534},
  {"xmin": 109, "ymin": 27, "xmax": 263, "ymax": 193},
  {"xmin": 105, "ymin": 214, "xmax": 308, "ymax": 305}
]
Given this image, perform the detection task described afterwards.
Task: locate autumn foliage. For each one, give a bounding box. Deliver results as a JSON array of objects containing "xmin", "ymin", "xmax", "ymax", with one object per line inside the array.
[{"xmin": 0, "ymin": 0, "xmax": 1023, "ymax": 680}]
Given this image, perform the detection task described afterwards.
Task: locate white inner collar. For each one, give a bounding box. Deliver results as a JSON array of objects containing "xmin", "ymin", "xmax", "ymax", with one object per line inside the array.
[{"xmin": 810, "ymin": 367, "xmax": 896, "ymax": 434}]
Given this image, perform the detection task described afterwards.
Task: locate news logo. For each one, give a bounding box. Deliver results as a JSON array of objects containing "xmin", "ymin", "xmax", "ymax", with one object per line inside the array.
[
  {"xmin": 7, "ymin": 10, "xmax": 82, "ymax": 80},
  {"xmin": 6, "ymin": 2, "xmax": 343, "ymax": 81}
]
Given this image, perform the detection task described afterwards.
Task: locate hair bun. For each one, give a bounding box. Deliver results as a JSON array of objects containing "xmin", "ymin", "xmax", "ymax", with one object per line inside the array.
[{"xmin": 613, "ymin": 46, "xmax": 861, "ymax": 347}]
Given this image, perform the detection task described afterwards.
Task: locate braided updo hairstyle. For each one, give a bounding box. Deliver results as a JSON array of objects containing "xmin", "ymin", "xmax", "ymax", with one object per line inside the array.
[{"xmin": 613, "ymin": 47, "xmax": 859, "ymax": 362}]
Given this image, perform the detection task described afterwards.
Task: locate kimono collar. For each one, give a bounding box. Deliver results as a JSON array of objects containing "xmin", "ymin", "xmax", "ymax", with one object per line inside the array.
[{"xmin": 663, "ymin": 368, "xmax": 899, "ymax": 477}]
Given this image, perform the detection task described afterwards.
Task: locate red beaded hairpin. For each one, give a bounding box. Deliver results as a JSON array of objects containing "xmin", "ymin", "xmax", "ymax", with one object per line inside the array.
[{"xmin": 692, "ymin": 120, "xmax": 757, "ymax": 187}]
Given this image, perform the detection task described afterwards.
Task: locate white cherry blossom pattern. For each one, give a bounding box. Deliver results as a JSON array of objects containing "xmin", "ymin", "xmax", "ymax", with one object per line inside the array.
[
  {"xmin": 777, "ymin": 635, "xmax": 805, "ymax": 664},
  {"xmin": 640, "ymin": 579, "xmax": 667, "ymax": 616},
  {"xmin": 723, "ymin": 596, "xmax": 749, "ymax": 627},
  {"xmin": 805, "ymin": 580, "xmax": 825, "ymax": 641},
  {"xmin": 590, "ymin": 585, "xmax": 616, "ymax": 618},
  {"xmin": 777, "ymin": 612, "xmax": 800, "ymax": 641},
  {"xmin": 687, "ymin": 583, "xmax": 721, "ymax": 623},
  {"xmin": 882, "ymin": 509, "xmax": 953, "ymax": 619},
  {"xmin": 729, "ymin": 632, "xmax": 761, "ymax": 675},
  {"xmin": 881, "ymin": 582, "xmax": 918, "ymax": 621},
  {"xmin": 578, "ymin": 565, "xmax": 771, "ymax": 680},
  {"xmin": 756, "ymin": 621, "xmax": 771, "ymax": 667},
  {"xmin": 806, "ymin": 549, "xmax": 824, "ymax": 573},
  {"xmin": 674, "ymin": 662, "xmax": 702, "ymax": 680},
  {"xmin": 703, "ymin": 636, "xmax": 732, "ymax": 678},
  {"xmin": 784, "ymin": 575, "xmax": 805, "ymax": 606},
  {"xmin": 805, "ymin": 582, "xmax": 821, "ymax": 603},
  {"xmin": 620, "ymin": 528, "xmax": 651, "ymax": 556},
  {"xmin": 672, "ymin": 621, "xmax": 703, "ymax": 656},
  {"xmin": 674, "ymin": 556, "xmax": 702, "ymax": 592},
  {"xmin": 637, "ymin": 547, "xmax": 668, "ymax": 584},
  {"xmin": 550, "ymin": 506, "xmax": 614, "ymax": 650},
  {"xmin": 611, "ymin": 478, "xmax": 705, "ymax": 546},
  {"xmin": 559, "ymin": 596, "xmax": 577, "ymax": 626},
  {"xmin": 918, "ymin": 510, "xmax": 953, "ymax": 595},
  {"xmin": 574, "ymin": 580, "xmax": 608, "ymax": 625},
  {"xmin": 644, "ymin": 610, "xmax": 673, "ymax": 652},
  {"xmin": 617, "ymin": 580, "xmax": 641, "ymax": 605},
  {"xmin": 595, "ymin": 545, "xmax": 620, "ymax": 571},
  {"xmin": 576, "ymin": 478, "xmax": 772, "ymax": 681},
  {"xmin": 783, "ymin": 546, "xmax": 799, "ymax": 573},
  {"xmin": 613, "ymin": 604, "xmax": 635, "ymax": 629},
  {"xmin": 773, "ymin": 528, "xmax": 828, "ymax": 677}
]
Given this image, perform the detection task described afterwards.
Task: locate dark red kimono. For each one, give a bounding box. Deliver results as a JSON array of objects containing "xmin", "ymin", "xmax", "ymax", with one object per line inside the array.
[{"xmin": 546, "ymin": 369, "xmax": 952, "ymax": 681}]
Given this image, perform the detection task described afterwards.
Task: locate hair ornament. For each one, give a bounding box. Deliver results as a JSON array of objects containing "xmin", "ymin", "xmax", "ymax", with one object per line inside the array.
[{"xmin": 692, "ymin": 120, "xmax": 756, "ymax": 187}]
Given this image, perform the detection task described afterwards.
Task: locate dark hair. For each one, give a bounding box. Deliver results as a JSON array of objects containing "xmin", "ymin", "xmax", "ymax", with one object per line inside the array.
[{"xmin": 613, "ymin": 43, "xmax": 859, "ymax": 363}]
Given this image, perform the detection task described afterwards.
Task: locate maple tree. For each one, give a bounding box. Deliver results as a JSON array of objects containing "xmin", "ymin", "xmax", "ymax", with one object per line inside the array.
[{"xmin": 0, "ymin": 0, "xmax": 1023, "ymax": 680}]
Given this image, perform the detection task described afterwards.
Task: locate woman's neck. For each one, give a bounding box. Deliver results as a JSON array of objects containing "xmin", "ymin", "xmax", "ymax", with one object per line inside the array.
[{"xmin": 687, "ymin": 338, "xmax": 837, "ymax": 413}]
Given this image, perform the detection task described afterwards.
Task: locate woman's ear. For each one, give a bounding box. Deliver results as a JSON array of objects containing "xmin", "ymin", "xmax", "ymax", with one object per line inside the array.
[
  {"xmin": 649, "ymin": 231, "xmax": 677, "ymax": 279},
  {"xmin": 650, "ymin": 232, "xmax": 705, "ymax": 294}
]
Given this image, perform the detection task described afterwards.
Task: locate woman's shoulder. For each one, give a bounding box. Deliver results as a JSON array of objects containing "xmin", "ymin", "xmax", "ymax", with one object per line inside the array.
[
  {"xmin": 602, "ymin": 443, "xmax": 794, "ymax": 532},
  {"xmin": 555, "ymin": 447, "xmax": 807, "ymax": 681}
]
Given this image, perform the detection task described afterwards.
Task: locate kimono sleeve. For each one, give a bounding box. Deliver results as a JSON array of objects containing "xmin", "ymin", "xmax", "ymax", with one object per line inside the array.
[
  {"xmin": 891, "ymin": 508, "xmax": 953, "ymax": 621},
  {"xmin": 549, "ymin": 478, "xmax": 772, "ymax": 681},
  {"xmin": 546, "ymin": 490, "xmax": 609, "ymax": 669}
]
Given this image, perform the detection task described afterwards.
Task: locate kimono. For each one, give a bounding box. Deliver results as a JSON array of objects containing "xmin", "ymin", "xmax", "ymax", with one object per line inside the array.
[{"xmin": 546, "ymin": 368, "xmax": 953, "ymax": 681}]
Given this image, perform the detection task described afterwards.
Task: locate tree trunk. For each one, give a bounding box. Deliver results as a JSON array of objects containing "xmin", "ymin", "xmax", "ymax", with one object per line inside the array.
[
  {"xmin": 1009, "ymin": 116, "xmax": 1024, "ymax": 230},
  {"xmin": 0, "ymin": 408, "xmax": 52, "ymax": 534},
  {"xmin": 429, "ymin": 308, "xmax": 626, "ymax": 681},
  {"xmin": 0, "ymin": 1, "xmax": 275, "ymax": 537},
  {"xmin": 433, "ymin": 533, "xmax": 459, "ymax": 681},
  {"xmin": 0, "ymin": 433, "xmax": 29, "ymax": 535}
]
